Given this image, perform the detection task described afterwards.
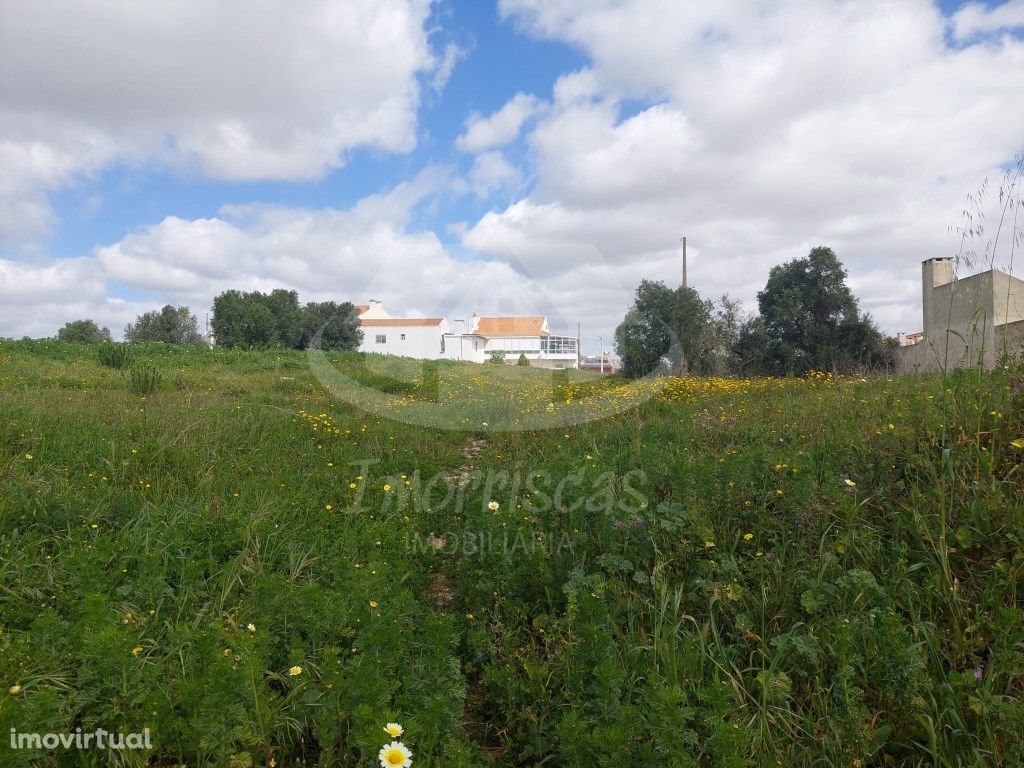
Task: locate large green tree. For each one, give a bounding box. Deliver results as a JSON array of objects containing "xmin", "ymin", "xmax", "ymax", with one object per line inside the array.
[
  {"xmin": 56, "ymin": 319, "xmax": 112, "ymax": 344},
  {"xmin": 614, "ymin": 280, "xmax": 716, "ymax": 377},
  {"xmin": 124, "ymin": 305, "xmax": 204, "ymax": 344},
  {"xmin": 757, "ymin": 246, "xmax": 888, "ymax": 375},
  {"xmin": 212, "ymin": 290, "xmax": 361, "ymax": 351},
  {"xmin": 301, "ymin": 301, "xmax": 363, "ymax": 351}
]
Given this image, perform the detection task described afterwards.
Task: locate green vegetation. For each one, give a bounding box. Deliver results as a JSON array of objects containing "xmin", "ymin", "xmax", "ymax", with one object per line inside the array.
[
  {"xmin": 1, "ymin": 340, "xmax": 1022, "ymax": 767},
  {"xmin": 616, "ymin": 247, "xmax": 891, "ymax": 378},
  {"xmin": 211, "ymin": 289, "xmax": 362, "ymax": 351},
  {"xmin": 124, "ymin": 305, "xmax": 204, "ymax": 345},
  {"xmin": 55, "ymin": 319, "xmax": 112, "ymax": 344},
  {"xmin": 96, "ymin": 342, "xmax": 132, "ymax": 370}
]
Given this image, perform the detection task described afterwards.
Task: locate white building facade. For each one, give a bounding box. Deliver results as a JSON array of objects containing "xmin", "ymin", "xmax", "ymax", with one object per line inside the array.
[
  {"xmin": 356, "ymin": 301, "xmax": 449, "ymax": 359},
  {"xmin": 355, "ymin": 304, "xmax": 578, "ymax": 368}
]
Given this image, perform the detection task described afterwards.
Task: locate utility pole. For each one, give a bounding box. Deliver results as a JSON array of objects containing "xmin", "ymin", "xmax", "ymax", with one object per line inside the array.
[
  {"xmin": 577, "ymin": 321, "xmax": 581, "ymax": 369},
  {"xmin": 681, "ymin": 236, "xmax": 687, "ymax": 289},
  {"xmin": 598, "ymin": 335, "xmax": 604, "ymax": 373}
]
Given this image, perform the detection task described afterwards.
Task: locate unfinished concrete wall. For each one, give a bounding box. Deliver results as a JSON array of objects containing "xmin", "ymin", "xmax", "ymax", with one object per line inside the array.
[
  {"xmin": 916, "ymin": 270, "xmax": 995, "ymax": 371},
  {"xmin": 996, "ymin": 318, "xmax": 1024, "ymax": 362},
  {"xmin": 992, "ymin": 270, "xmax": 1024, "ymax": 328}
]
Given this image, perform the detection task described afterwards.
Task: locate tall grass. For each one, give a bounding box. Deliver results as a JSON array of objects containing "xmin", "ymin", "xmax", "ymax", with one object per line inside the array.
[{"xmin": 0, "ymin": 339, "xmax": 1021, "ymax": 766}]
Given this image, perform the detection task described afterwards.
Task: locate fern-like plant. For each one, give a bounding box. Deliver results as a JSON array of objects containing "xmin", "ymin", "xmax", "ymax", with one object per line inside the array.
[
  {"xmin": 97, "ymin": 342, "xmax": 132, "ymax": 369},
  {"xmin": 130, "ymin": 364, "xmax": 162, "ymax": 395}
]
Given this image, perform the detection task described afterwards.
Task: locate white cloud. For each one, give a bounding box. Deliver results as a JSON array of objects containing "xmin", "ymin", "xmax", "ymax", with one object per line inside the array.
[
  {"xmin": 0, "ymin": 0, "xmax": 445, "ymax": 246},
  {"xmin": 465, "ymin": 0, "xmax": 1024, "ymax": 336},
  {"xmin": 468, "ymin": 151, "xmax": 523, "ymax": 197},
  {"xmin": 3, "ymin": 172, "xmax": 586, "ymax": 340},
  {"xmin": 455, "ymin": 92, "xmax": 546, "ymax": 153},
  {"xmin": 952, "ymin": 0, "xmax": 1024, "ymax": 39}
]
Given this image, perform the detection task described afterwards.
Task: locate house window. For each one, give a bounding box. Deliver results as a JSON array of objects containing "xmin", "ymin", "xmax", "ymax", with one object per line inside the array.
[
  {"xmin": 375, "ymin": 334, "xmax": 387, "ymax": 344},
  {"xmin": 400, "ymin": 333, "xmax": 406, "ymax": 340}
]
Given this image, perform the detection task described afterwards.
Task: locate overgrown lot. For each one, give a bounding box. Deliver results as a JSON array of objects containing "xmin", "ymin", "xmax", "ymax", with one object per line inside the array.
[{"xmin": 1, "ymin": 340, "xmax": 1022, "ymax": 767}]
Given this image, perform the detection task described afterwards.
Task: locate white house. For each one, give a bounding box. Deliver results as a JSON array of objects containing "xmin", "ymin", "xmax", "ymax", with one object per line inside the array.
[
  {"xmin": 356, "ymin": 301, "xmax": 449, "ymax": 359},
  {"xmin": 440, "ymin": 314, "xmax": 579, "ymax": 369},
  {"xmin": 354, "ymin": 302, "xmax": 579, "ymax": 368}
]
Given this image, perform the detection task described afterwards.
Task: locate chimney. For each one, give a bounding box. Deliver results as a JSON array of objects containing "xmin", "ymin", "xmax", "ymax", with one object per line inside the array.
[
  {"xmin": 922, "ymin": 258, "xmax": 954, "ymax": 332},
  {"xmin": 369, "ymin": 298, "xmax": 382, "ymax": 307}
]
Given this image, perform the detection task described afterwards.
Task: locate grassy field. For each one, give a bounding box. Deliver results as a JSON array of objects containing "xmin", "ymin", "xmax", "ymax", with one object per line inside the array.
[{"xmin": 1, "ymin": 340, "xmax": 1022, "ymax": 767}]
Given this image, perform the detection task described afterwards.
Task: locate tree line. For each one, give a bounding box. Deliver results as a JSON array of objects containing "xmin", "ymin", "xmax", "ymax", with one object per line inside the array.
[
  {"xmin": 53, "ymin": 290, "xmax": 363, "ymax": 351},
  {"xmin": 615, "ymin": 246, "xmax": 893, "ymax": 377}
]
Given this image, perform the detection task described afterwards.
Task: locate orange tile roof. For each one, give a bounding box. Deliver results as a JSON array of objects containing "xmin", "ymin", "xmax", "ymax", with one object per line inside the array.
[
  {"xmin": 354, "ymin": 304, "xmax": 370, "ymax": 315},
  {"xmin": 475, "ymin": 316, "xmax": 548, "ymax": 336},
  {"xmin": 360, "ymin": 318, "xmax": 444, "ymax": 327}
]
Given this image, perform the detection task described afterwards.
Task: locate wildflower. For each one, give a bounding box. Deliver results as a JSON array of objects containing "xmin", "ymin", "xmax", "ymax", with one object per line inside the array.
[
  {"xmin": 247, "ymin": 623, "xmax": 256, "ymax": 633},
  {"xmin": 325, "ymin": 504, "xmax": 333, "ymax": 510},
  {"xmin": 90, "ymin": 523, "xmax": 98, "ymax": 529},
  {"xmin": 378, "ymin": 741, "xmax": 413, "ymax": 768},
  {"xmin": 383, "ymin": 484, "xmax": 392, "ymax": 493},
  {"xmin": 703, "ymin": 541, "xmax": 715, "ymax": 549},
  {"xmin": 369, "ymin": 600, "xmax": 378, "ymax": 609},
  {"xmin": 288, "ymin": 666, "xmax": 302, "ymax": 676},
  {"xmin": 349, "ymin": 482, "xmax": 358, "ymax": 489},
  {"xmin": 24, "ymin": 453, "xmax": 32, "ymax": 460},
  {"xmin": 131, "ymin": 646, "xmax": 143, "ymax": 655},
  {"xmin": 9, "ymin": 684, "xmax": 21, "ymax": 695},
  {"xmin": 743, "ymin": 533, "xmax": 753, "ymax": 541},
  {"xmin": 384, "ymin": 722, "xmax": 404, "ymax": 738},
  {"xmin": 487, "ymin": 501, "xmax": 499, "ymax": 511},
  {"xmin": 841, "ymin": 477, "xmax": 857, "ymax": 493},
  {"xmin": 973, "ymin": 665, "xmax": 983, "ymax": 681},
  {"xmin": 1010, "ymin": 438, "xmax": 1024, "ymax": 449}
]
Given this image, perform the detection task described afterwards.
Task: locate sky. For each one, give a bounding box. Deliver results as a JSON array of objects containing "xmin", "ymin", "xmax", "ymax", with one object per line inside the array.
[{"xmin": 2, "ymin": 0, "xmax": 1023, "ymax": 354}]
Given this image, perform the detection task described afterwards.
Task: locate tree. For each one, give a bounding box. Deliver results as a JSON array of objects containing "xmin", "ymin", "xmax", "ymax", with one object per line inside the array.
[
  {"xmin": 124, "ymin": 305, "xmax": 203, "ymax": 344},
  {"xmin": 265, "ymin": 289, "xmax": 304, "ymax": 349},
  {"xmin": 301, "ymin": 301, "xmax": 363, "ymax": 351},
  {"xmin": 614, "ymin": 280, "xmax": 715, "ymax": 378},
  {"xmin": 212, "ymin": 290, "xmax": 363, "ymax": 351},
  {"xmin": 212, "ymin": 290, "xmax": 282, "ymax": 349},
  {"xmin": 757, "ymin": 246, "xmax": 887, "ymax": 375},
  {"xmin": 56, "ymin": 319, "xmax": 112, "ymax": 344}
]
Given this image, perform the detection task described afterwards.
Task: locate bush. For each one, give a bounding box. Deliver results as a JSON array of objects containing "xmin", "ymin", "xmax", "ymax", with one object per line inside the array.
[
  {"xmin": 56, "ymin": 319, "xmax": 112, "ymax": 344},
  {"xmin": 129, "ymin": 364, "xmax": 162, "ymax": 395},
  {"xmin": 487, "ymin": 350, "xmax": 507, "ymax": 364},
  {"xmin": 517, "ymin": 353, "xmax": 530, "ymax": 366},
  {"xmin": 97, "ymin": 342, "xmax": 133, "ymax": 369}
]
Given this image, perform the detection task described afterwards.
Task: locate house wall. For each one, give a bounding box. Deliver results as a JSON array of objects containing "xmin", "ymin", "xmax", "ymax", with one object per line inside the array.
[
  {"xmin": 996, "ymin": 319, "xmax": 1024, "ymax": 361},
  {"xmin": 900, "ymin": 270, "xmax": 996, "ymax": 373},
  {"xmin": 484, "ymin": 336, "xmax": 542, "ymax": 354},
  {"xmin": 439, "ymin": 334, "xmax": 486, "ymax": 363},
  {"xmin": 359, "ymin": 323, "xmax": 447, "ymax": 359},
  {"xmin": 992, "ymin": 270, "xmax": 1024, "ymax": 328}
]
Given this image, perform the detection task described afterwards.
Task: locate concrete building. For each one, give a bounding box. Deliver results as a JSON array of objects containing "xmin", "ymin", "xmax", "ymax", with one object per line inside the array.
[{"xmin": 896, "ymin": 258, "xmax": 1024, "ymax": 372}]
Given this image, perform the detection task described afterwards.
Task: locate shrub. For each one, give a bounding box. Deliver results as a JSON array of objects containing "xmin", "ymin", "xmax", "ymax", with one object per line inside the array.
[
  {"xmin": 517, "ymin": 353, "xmax": 530, "ymax": 366},
  {"xmin": 97, "ymin": 342, "xmax": 133, "ymax": 369},
  {"xmin": 487, "ymin": 350, "xmax": 507, "ymax": 364},
  {"xmin": 129, "ymin": 364, "xmax": 162, "ymax": 395}
]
